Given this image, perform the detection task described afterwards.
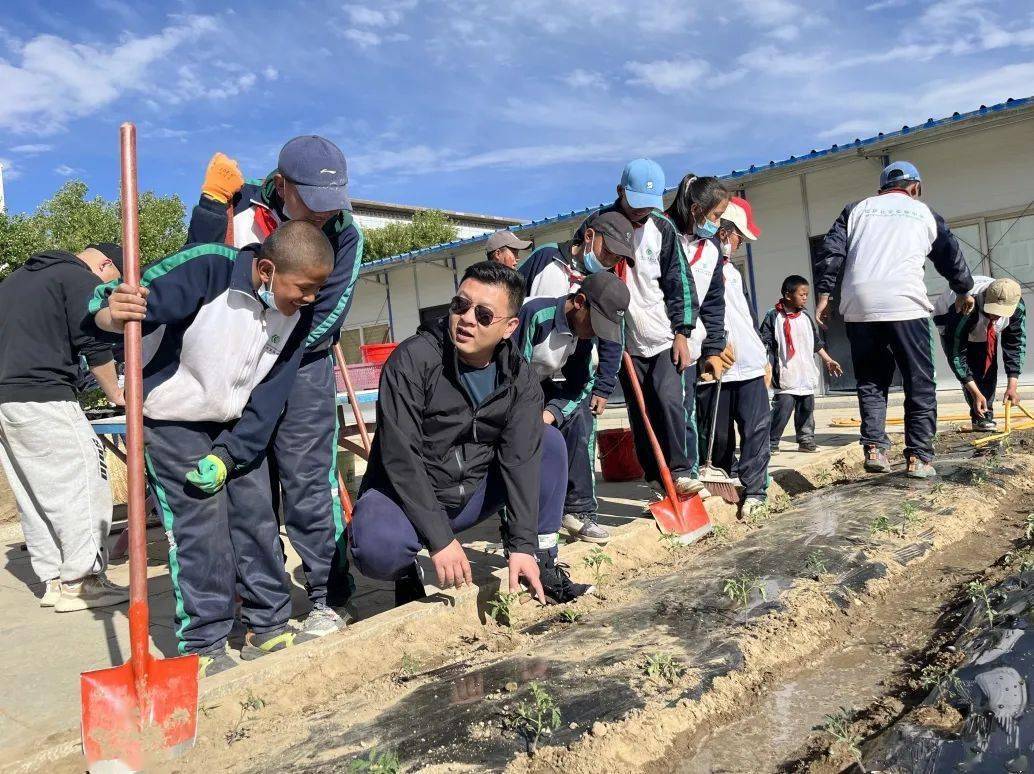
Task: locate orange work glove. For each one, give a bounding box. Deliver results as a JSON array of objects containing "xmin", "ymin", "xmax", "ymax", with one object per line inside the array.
[
  {"xmin": 201, "ymin": 152, "xmax": 244, "ymax": 204},
  {"xmin": 699, "ymin": 343, "xmax": 736, "ymax": 382}
]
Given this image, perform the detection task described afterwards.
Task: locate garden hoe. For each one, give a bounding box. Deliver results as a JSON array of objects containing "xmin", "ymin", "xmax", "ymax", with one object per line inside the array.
[
  {"xmin": 80, "ymin": 123, "xmax": 199, "ymax": 773},
  {"xmin": 622, "ymin": 353, "xmax": 712, "ymax": 543}
]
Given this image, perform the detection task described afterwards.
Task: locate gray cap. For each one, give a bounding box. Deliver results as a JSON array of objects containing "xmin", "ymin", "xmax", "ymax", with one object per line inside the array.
[
  {"xmin": 277, "ymin": 135, "xmax": 351, "ymax": 213},
  {"xmin": 584, "ymin": 210, "xmax": 636, "ymax": 263},
  {"xmin": 486, "ymin": 230, "xmax": 533, "ymax": 253},
  {"xmin": 578, "ymin": 270, "xmax": 630, "ymax": 344}
]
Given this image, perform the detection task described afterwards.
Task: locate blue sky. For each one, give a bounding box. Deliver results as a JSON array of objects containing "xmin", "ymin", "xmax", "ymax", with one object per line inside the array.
[{"xmin": 0, "ymin": 0, "xmax": 1032, "ymax": 222}]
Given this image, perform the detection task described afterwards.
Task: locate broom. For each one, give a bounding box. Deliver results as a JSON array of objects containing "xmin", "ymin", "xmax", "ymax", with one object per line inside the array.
[{"xmin": 698, "ymin": 375, "xmax": 741, "ymax": 504}]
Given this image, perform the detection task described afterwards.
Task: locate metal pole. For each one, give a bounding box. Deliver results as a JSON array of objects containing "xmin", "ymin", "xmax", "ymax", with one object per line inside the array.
[
  {"xmin": 384, "ymin": 272, "xmax": 395, "ymax": 341},
  {"xmin": 451, "ymin": 255, "xmax": 459, "ymax": 292},
  {"xmin": 120, "ymin": 122, "xmax": 151, "ymax": 712}
]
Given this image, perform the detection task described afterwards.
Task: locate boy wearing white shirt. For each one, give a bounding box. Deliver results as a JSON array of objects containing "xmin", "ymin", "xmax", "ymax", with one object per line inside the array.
[{"xmin": 760, "ymin": 276, "xmax": 843, "ymax": 453}]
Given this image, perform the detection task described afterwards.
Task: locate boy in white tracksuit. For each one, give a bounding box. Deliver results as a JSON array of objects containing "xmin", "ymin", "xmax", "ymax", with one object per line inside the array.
[
  {"xmin": 760, "ymin": 275, "xmax": 843, "ymax": 452},
  {"xmin": 696, "ymin": 197, "xmax": 770, "ymax": 517}
]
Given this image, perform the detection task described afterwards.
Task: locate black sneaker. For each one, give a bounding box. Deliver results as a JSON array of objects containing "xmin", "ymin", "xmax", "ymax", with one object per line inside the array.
[
  {"xmin": 394, "ymin": 563, "xmax": 427, "ymax": 607},
  {"xmin": 798, "ymin": 442, "xmax": 818, "ymax": 453},
  {"xmin": 197, "ymin": 646, "xmax": 238, "ymax": 679},
  {"xmin": 535, "ymin": 550, "xmax": 594, "ymax": 604}
]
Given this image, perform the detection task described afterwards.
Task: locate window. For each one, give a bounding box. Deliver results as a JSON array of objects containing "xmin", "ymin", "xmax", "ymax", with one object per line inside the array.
[
  {"xmin": 924, "ymin": 223, "xmax": 983, "ymax": 297},
  {"xmin": 988, "ymin": 213, "xmax": 1034, "ymax": 287},
  {"xmin": 339, "ymin": 323, "xmax": 391, "ymax": 364}
]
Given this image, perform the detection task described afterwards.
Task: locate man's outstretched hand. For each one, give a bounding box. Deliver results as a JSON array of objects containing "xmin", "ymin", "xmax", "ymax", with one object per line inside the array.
[
  {"xmin": 508, "ymin": 552, "xmax": 545, "ymax": 603},
  {"xmin": 431, "ymin": 539, "xmax": 472, "ymax": 589},
  {"xmin": 97, "ymin": 283, "xmax": 149, "ymax": 332}
]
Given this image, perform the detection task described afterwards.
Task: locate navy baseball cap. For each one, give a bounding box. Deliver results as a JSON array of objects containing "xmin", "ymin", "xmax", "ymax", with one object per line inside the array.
[
  {"xmin": 620, "ymin": 158, "xmax": 665, "ymax": 210},
  {"xmin": 87, "ymin": 242, "xmax": 123, "ymax": 275},
  {"xmin": 277, "ymin": 136, "xmax": 352, "ymax": 213},
  {"xmin": 880, "ymin": 161, "xmax": 921, "ymax": 190}
]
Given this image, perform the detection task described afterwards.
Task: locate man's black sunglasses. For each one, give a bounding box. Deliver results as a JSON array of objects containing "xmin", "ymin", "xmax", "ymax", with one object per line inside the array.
[{"xmin": 449, "ymin": 295, "xmax": 508, "ymax": 327}]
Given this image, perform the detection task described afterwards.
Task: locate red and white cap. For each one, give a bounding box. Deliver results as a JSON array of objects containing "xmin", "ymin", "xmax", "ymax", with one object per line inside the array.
[{"xmin": 722, "ymin": 196, "xmax": 761, "ymax": 241}]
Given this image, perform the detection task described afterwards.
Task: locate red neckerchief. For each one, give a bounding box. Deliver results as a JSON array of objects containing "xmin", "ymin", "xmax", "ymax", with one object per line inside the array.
[
  {"xmin": 775, "ymin": 299, "xmax": 802, "ymax": 360},
  {"xmin": 614, "ymin": 258, "xmax": 628, "ymax": 282},
  {"xmin": 690, "ymin": 241, "xmax": 706, "ymax": 266},
  {"xmin": 253, "ymin": 206, "xmax": 279, "ymax": 239},
  {"xmin": 986, "ymin": 317, "xmax": 998, "ymax": 376}
]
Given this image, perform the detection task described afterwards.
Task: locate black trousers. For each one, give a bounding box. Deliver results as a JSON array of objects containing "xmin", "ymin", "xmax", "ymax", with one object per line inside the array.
[
  {"xmin": 542, "ymin": 385, "xmax": 596, "ymax": 515},
  {"xmin": 696, "ymin": 376, "xmax": 770, "ymax": 498},
  {"xmin": 769, "ymin": 393, "xmax": 816, "ymax": 447},
  {"xmin": 846, "ymin": 319, "xmax": 937, "ymax": 462},
  {"xmin": 620, "ymin": 352, "xmax": 693, "ymax": 482},
  {"xmin": 943, "ymin": 339, "xmax": 998, "ymax": 422}
]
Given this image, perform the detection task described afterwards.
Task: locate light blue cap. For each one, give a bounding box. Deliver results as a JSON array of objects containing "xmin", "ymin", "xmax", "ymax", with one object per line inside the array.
[
  {"xmin": 880, "ymin": 161, "xmax": 921, "ymax": 190},
  {"xmin": 620, "ymin": 158, "xmax": 665, "ymax": 210}
]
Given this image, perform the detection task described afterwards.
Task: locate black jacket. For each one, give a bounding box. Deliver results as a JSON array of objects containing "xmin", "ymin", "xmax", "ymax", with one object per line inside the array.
[
  {"xmin": 0, "ymin": 251, "xmax": 112, "ymax": 403},
  {"xmin": 359, "ymin": 317, "xmax": 544, "ymax": 555}
]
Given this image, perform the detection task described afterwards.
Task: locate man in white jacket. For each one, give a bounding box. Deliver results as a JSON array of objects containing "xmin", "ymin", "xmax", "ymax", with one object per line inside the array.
[{"xmin": 814, "ymin": 161, "xmax": 973, "ymax": 478}]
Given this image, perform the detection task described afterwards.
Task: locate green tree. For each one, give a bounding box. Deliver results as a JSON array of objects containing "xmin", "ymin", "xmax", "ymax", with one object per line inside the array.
[
  {"xmin": 363, "ymin": 209, "xmax": 459, "ymax": 262},
  {"xmin": 0, "ymin": 180, "xmax": 187, "ymax": 279}
]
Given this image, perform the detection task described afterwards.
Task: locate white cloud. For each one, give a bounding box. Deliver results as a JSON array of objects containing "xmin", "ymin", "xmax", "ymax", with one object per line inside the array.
[
  {"xmin": 0, "ymin": 16, "xmax": 218, "ymax": 132},
  {"xmin": 263, "ymin": 66, "xmax": 279, "ymax": 80},
  {"xmin": 9, "ymin": 143, "xmax": 52, "ymax": 154},
  {"xmin": 562, "ymin": 69, "xmax": 608, "ymax": 90},
  {"xmin": 0, "ymin": 159, "xmax": 21, "ymax": 180},
  {"xmin": 865, "ymin": 0, "xmax": 907, "ymax": 10},
  {"xmin": 54, "ymin": 164, "xmax": 77, "ymax": 176},
  {"xmin": 343, "ymin": 1, "xmax": 417, "ymax": 34},
  {"xmin": 344, "ymin": 28, "xmax": 383, "ymax": 47},
  {"xmin": 625, "ymin": 59, "xmax": 710, "ymax": 95},
  {"xmin": 769, "ymin": 24, "xmax": 799, "ymax": 42}
]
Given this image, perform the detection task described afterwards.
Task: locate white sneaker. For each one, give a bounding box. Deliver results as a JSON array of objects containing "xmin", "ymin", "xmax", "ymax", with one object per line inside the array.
[
  {"xmin": 298, "ymin": 604, "xmax": 347, "ymax": 637},
  {"xmin": 674, "ymin": 477, "xmax": 705, "ymax": 496},
  {"xmin": 40, "ymin": 579, "xmax": 61, "ymax": 607},
  {"xmin": 54, "ymin": 574, "xmax": 129, "ymax": 613},
  {"xmin": 740, "ymin": 497, "xmax": 768, "ymax": 520},
  {"xmin": 698, "ymin": 485, "xmax": 713, "ymax": 500}
]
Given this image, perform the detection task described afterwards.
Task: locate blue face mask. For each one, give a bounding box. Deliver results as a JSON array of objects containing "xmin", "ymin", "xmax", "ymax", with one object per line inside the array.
[
  {"xmin": 582, "ymin": 246, "xmax": 605, "ymax": 275},
  {"xmin": 258, "ymin": 267, "xmax": 277, "ymax": 308},
  {"xmin": 694, "ymin": 218, "xmax": 719, "ymax": 239}
]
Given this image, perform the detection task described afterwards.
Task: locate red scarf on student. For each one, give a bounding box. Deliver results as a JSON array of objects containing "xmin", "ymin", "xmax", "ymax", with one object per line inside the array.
[
  {"xmin": 986, "ymin": 318, "xmax": 998, "ymax": 376},
  {"xmin": 253, "ymin": 206, "xmax": 279, "ymax": 239},
  {"xmin": 775, "ymin": 299, "xmax": 802, "ymax": 361}
]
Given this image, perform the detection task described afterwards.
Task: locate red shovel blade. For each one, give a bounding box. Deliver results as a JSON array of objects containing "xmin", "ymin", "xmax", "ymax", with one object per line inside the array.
[
  {"xmin": 649, "ymin": 493, "xmax": 712, "ymax": 544},
  {"xmin": 81, "ymin": 653, "xmax": 199, "ymax": 773}
]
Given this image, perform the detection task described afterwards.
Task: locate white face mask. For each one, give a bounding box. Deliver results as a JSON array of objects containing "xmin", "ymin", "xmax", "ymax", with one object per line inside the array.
[{"xmin": 721, "ymin": 242, "xmax": 733, "ymax": 258}]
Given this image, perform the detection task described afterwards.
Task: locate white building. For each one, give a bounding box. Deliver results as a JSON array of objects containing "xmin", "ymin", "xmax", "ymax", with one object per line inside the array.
[
  {"xmin": 343, "ymin": 97, "xmax": 1034, "ymax": 390},
  {"xmin": 351, "ymin": 198, "xmax": 521, "ymax": 240}
]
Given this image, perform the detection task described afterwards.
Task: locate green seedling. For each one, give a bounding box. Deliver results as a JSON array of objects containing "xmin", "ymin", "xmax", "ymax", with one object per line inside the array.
[
  {"xmin": 710, "ymin": 523, "xmax": 731, "ymax": 545},
  {"xmin": 746, "ymin": 502, "xmax": 771, "ymax": 526},
  {"xmin": 814, "ymin": 467, "xmax": 834, "ymax": 487},
  {"xmin": 972, "ymin": 469, "xmax": 988, "ymax": 486},
  {"xmin": 559, "ymin": 608, "xmax": 583, "ymax": 624},
  {"xmin": 768, "ymin": 491, "xmax": 792, "ymax": 513},
  {"xmin": 486, "ymin": 591, "xmax": 521, "ymax": 628},
  {"xmin": 723, "ymin": 572, "xmax": 767, "ymax": 615},
  {"xmin": 513, "ymin": 681, "xmax": 562, "ymax": 755},
  {"xmin": 348, "ymin": 746, "xmax": 402, "ymax": 773},
  {"xmin": 918, "ymin": 664, "xmax": 968, "ymax": 702},
  {"xmin": 821, "ymin": 706, "xmax": 862, "ymax": 761},
  {"xmin": 225, "ymin": 691, "xmax": 266, "ymax": 745},
  {"xmin": 804, "ymin": 550, "xmax": 828, "ymax": 578},
  {"xmin": 393, "ymin": 652, "xmax": 420, "ymax": 684},
  {"xmin": 967, "ymin": 580, "xmax": 997, "ymax": 628},
  {"xmin": 1006, "ymin": 548, "xmax": 1034, "ymax": 573},
  {"xmin": 929, "ymin": 482, "xmax": 947, "ymax": 496},
  {"xmin": 1025, "ymin": 513, "xmax": 1034, "ymax": 541},
  {"xmin": 582, "ymin": 547, "xmax": 613, "ymax": 587},
  {"xmin": 896, "ymin": 501, "xmax": 923, "ymax": 537},
  {"xmin": 870, "ymin": 513, "xmax": 891, "ymax": 536},
  {"xmin": 643, "ymin": 653, "xmax": 687, "ymax": 684},
  {"xmin": 658, "ymin": 532, "xmax": 687, "ymax": 555}
]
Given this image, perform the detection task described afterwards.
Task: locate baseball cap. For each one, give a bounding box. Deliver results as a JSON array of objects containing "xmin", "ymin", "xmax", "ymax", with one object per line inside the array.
[
  {"xmin": 578, "ymin": 270, "xmax": 630, "ymax": 344},
  {"xmin": 486, "ymin": 230, "xmax": 532, "ymax": 253},
  {"xmin": 880, "ymin": 161, "xmax": 921, "ymax": 190},
  {"xmin": 620, "ymin": 158, "xmax": 665, "ymax": 210},
  {"xmin": 983, "ymin": 278, "xmax": 1022, "ymax": 318},
  {"xmin": 87, "ymin": 242, "xmax": 124, "ymax": 275},
  {"xmin": 277, "ymin": 135, "xmax": 351, "ymax": 213},
  {"xmin": 584, "ymin": 210, "xmax": 636, "ymax": 263},
  {"xmin": 721, "ymin": 196, "xmax": 761, "ymax": 241}
]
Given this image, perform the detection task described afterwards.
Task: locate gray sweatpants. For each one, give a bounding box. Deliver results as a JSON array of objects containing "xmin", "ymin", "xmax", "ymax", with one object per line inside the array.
[{"xmin": 0, "ymin": 401, "xmax": 111, "ymax": 583}]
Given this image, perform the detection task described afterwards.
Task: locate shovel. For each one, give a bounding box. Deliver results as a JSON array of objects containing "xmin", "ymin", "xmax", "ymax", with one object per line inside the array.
[
  {"xmin": 622, "ymin": 353, "xmax": 712, "ymax": 543},
  {"xmin": 80, "ymin": 123, "xmax": 199, "ymax": 773}
]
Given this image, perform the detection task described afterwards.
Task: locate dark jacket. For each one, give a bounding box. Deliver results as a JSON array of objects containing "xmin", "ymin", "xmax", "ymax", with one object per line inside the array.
[
  {"xmin": 185, "ymin": 174, "xmax": 363, "ymax": 354},
  {"xmin": 0, "ymin": 251, "xmax": 112, "ymax": 403},
  {"xmin": 935, "ymin": 298, "xmax": 1027, "ymax": 382},
  {"xmin": 359, "ymin": 317, "xmax": 544, "ymax": 555}
]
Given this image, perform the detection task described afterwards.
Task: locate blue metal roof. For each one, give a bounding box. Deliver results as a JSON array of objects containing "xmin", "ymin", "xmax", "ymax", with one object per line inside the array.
[{"xmin": 363, "ymin": 96, "xmax": 1033, "ymax": 272}]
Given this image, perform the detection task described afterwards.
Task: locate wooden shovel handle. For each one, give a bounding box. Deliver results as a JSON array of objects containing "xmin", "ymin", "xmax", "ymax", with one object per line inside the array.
[{"xmin": 621, "ymin": 352, "xmax": 680, "ymax": 510}]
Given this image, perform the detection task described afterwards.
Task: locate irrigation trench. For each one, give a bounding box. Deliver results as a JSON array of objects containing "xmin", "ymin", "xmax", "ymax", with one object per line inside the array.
[{"xmin": 26, "ymin": 433, "xmax": 1034, "ymax": 773}]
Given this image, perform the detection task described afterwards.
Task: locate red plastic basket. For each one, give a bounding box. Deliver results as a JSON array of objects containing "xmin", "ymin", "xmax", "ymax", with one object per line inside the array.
[
  {"xmin": 360, "ymin": 343, "xmax": 397, "ymax": 365},
  {"xmin": 598, "ymin": 428, "xmax": 644, "ymax": 482},
  {"xmin": 335, "ymin": 363, "xmax": 382, "ymax": 392}
]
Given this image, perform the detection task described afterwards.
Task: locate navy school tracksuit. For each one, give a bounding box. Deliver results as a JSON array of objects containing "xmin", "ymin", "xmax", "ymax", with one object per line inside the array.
[
  {"xmin": 187, "ymin": 177, "xmax": 363, "ymax": 607},
  {"xmin": 815, "ymin": 190, "xmax": 972, "ymax": 462},
  {"xmin": 87, "ymin": 244, "xmax": 310, "ymax": 655},
  {"xmin": 759, "ymin": 302, "xmax": 824, "ymax": 448},
  {"xmin": 695, "ymin": 260, "xmax": 770, "ymax": 499},
  {"xmin": 572, "ymin": 206, "xmax": 723, "ymax": 483},
  {"xmin": 934, "ymin": 275, "xmax": 1028, "ymax": 423},
  {"xmin": 518, "ymin": 241, "xmax": 620, "ymax": 517},
  {"xmin": 348, "ymin": 318, "xmax": 565, "ymax": 580},
  {"xmin": 514, "ymin": 296, "xmax": 600, "ymax": 515}
]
